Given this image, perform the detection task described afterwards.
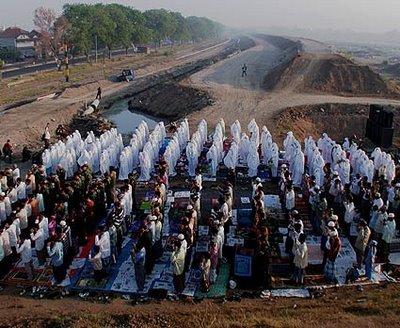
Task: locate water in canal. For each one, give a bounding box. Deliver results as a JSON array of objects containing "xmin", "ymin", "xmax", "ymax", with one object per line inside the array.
[{"xmin": 103, "ymin": 97, "xmax": 159, "ymax": 135}]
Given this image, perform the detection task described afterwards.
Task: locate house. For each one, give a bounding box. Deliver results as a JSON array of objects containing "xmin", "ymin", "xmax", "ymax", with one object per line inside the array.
[{"xmin": 0, "ymin": 27, "xmax": 40, "ymax": 58}]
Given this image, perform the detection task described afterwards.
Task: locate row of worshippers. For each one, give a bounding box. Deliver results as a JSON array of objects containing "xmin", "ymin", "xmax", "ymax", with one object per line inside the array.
[
  {"xmin": 0, "ymin": 158, "xmax": 136, "ymax": 284},
  {"xmin": 42, "ymin": 128, "xmax": 125, "ymax": 179},
  {"xmin": 188, "ymin": 179, "xmax": 232, "ymax": 293},
  {"xmin": 42, "ymin": 120, "xmax": 156, "ymax": 182},
  {"xmin": 119, "ymin": 122, "xmax": 163, "ymax": 181},
  {"xmin": 126, "ymin": 166, "xmax": 172, "ymax": 292},
  {"xmin": 280, "ymin": 131, "xmax": 398, "ymax": 284},
  {"xmin": 163, "ymin": 119, "xmax": 190, "ymax": 178},
  {"xmin": 205, "ymin": 119, "xmax": 279, "ymax": 178}
]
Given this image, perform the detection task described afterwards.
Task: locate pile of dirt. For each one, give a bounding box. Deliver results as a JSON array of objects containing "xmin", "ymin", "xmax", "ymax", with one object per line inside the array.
[
  {"xmin": 272, "ymin": 103, "xmax": 369, "ymax": 144},
  {"xmin": 127, "ymin": 82, "xmax": 213, "ymax": 120},
  {"xmin": 272, "ymin": 102, "xmax": 400, "ymax": 148},
  {"xmin": 264, "ymin": 53, "xmax": 399, "ymax": 97}
]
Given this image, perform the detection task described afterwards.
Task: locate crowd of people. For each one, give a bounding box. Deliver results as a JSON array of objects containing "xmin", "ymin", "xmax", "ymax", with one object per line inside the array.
[
  {"xmin": 0, "ymin": 116, "xmax": 399, "ymax": 296},
  {"xmin": 281, "ymin": 132, "xmax": 398, "ymax": 284}
]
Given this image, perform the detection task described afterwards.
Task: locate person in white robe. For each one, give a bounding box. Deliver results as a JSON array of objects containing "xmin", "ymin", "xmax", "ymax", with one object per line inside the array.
[
  {"xmin": 270, "ymin": 142, "xmax": 279, "ymax": 177},
  {"xmin": 230, "ymin": 120, "xmax": 241, "ymax": 144},
  {"xmin": 77, "ymin": 149, "xmax": 91, "ymax": 168},
  {"xmin": 207, "ymin": 144, "xmax": 218, "ymax": 177},
  {"xmin": 239, "ymin": 133, "xmax": 250, "ymax": 164},
  {"xmin": 284, "ymin": 131, "xmax": 295, "ymax": 161},
  {"xmin": 119, "ymin": 150, "xmax": 130, "ymax": 181},
  {"xmin": 138, "ymin": 152, "xmax": 151, "ymax": 181},
  {"xmin": 224, "ymin": 141, "xmax": 238, "ymax": 169},
  {"xmin": 291, "ymin": 148, "xmax": 305, "ymax": 186},
  {"xmin": 247, "ymin": 147, "xmax": 259, "ymax": 177},
  {"xmin": 186, "ymin": 141, "xmax": 198, "ymax": 177}
]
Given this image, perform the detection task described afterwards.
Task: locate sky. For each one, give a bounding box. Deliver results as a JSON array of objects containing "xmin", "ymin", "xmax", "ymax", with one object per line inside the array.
[{"xmin": 1, "ymin": 0, "xmax": 400, "ymax": 34}]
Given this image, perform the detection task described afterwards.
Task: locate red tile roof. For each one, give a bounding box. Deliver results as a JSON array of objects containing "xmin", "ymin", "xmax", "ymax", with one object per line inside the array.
[{"xmin": 0, "ymin": 27, "xmax": 30, "ymax": 39}]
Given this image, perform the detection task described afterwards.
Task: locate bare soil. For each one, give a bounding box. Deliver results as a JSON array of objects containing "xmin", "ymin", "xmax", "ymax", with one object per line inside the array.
[
  {"xmin": 263, "ymin": 53, "xmax": 400, "ymax": 97},
  {"xmin": 0, "ymin": 284, "xmax": 400, "ymax": 327}
]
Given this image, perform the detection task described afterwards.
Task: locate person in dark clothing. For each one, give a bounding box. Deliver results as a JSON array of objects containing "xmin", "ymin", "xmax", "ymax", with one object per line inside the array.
[
  {"xmin": 242, "ymin": 64, "xmax": 248, "ymax": 77},
  {"xmin": 96, "ymin": 86, "xmax": 102, "ymax": 100},
  {"xmin": 136, "ymin": 225, "xmax": 153, "ymax": 274},
  {"xmin": 22, "ymin": 146, "xmax": 32, "ymax": 162},
  {"xmin": 2, "ymin": 140, "xmax": 13, "ymax": 163}
]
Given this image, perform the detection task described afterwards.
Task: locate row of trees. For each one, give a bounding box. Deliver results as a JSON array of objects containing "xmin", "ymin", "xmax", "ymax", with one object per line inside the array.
[{"xmin": 33, "ymin": 4, "xmax": 224, "ymax": 60}]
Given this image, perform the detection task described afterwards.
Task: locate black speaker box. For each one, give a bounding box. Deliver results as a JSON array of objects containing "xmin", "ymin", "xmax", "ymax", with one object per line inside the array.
[
  {"xmin": 381, "ymin": 110, "xmax": 394, "ymax": 128},
  {"xmin": 379, "ymin": 127, "xmax": 394, "ymax": 148}
]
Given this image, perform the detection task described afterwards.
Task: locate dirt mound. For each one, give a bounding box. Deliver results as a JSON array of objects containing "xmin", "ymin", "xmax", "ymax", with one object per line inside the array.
[
  {"xmin": 127, "ymin": 82, "xmax": 213, "ymax": 120},
  {"xmin": 264, "ymin": 53, "xmax": 399, "ymax": 97},
  {"xmin": 272, "ymin": 102, "xmax": 400, "ymax": 148}
]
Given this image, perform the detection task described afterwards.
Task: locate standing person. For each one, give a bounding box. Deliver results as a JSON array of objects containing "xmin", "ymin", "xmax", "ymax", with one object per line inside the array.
[
  {"xmin": 292, "ymin": 233, "xmax": 308, "ymax": 285},
  {"xmin": 42, "ymin": 123, "xmax": 51, "ymax": 148},
  {"xmin": 285, "ymin": 186, "xmax": 295, "ymax": 212},
  {"xmin": 343, "ymin": 195, "xmax": 355, "ymax": 236},
  {"xmin": 241, "ymin": 63, "xmax": 248, "ymax": 77},
  {"xmin": 324, "ymin": 228, "xmax": 341, "ymax": 284},
  {"xmin": 354, "ymin": 220, "xmax": 371, "ymax": 269},
  {"xmin": 47, "ymin": 238, "xmax": 65, "ymax": 284},
  {"xmin": 95, "ymin": 227, "xmax": 111, "ymax": 272},
  {"xmin": 30, "ymin": 224, "xmax": 46, "ymax": 266},
  {"xmin": 365, "ymin": 240, "xmax": 378, "ymax": 280},
  {"xmin": 171, "ymin": 239, "xmax": 186, "ymax": 296},
  {"xmin": 131, "ymin": 245, "xmax": 146, "ymax": 292},
  {"xmin": 200, "ymin": 253, "xmax": 211, "ymax": 292},
  {"xmin": 381, "ymin": 213, "xmax": 396, "ymax": 262},
  {"xmin": 17, "ymin": 237, "xmax": 34, "ymax": 280},
  {"xmin": 64, "ymin": 67, "xmax": 70, "ymax": 83},
  {"xmin": 96, "ymin": 86, "xmax": 102, "ymax": 100},
  {"xmin": 2, "ymin": 140, "xmax": 13, "ymax": 163},
  {"xmin": 88, "ymin": 245, "xmax": 104, "ymax": 282}
]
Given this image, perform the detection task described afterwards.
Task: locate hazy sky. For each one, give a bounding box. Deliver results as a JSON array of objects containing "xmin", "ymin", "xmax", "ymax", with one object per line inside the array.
[{"xmin": 2, "ymin": 0, "xmax": 400, "ymax": 33}]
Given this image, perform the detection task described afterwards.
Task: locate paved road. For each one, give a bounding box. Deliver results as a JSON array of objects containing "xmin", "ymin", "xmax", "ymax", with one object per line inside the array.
[{"xmin": 1, "ymin": 48, "xmax": 140, "ymax": 79}]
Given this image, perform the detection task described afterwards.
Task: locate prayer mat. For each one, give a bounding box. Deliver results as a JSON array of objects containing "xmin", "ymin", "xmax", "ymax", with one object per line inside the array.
[
  {"xmin": 195, "ymin": 263, "xmax": 229, "ymax": 299},
  {"xmin": 3, "ymin": 266, "xmax": 53, "ymax": 287}
]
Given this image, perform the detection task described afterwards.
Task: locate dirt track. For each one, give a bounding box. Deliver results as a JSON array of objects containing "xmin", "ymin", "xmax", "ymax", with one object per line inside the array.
[{"xmin": 185, "ymin": 37, "xmax": 400, "ymax": 142}]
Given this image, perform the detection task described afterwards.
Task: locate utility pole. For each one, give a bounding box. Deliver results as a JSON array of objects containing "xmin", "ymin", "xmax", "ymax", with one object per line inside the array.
[{"xmin": 95, "ymin": 35, "xmax": 98, "ymax": 63}]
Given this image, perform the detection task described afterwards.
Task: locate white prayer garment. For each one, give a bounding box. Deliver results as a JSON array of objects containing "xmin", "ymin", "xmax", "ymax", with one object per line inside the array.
[
  {"xmin": 247, "ymin": 147, "xmax": 260, "ymax": 177},
  {"xmin": 230, "ymin": 120, "xmax": 242, "ymax": 144},
  {"xmin": 186, "ymin": 141, "xmax": 198, "ymax": 177},
  {"xmin": 224, "ymin": 141, "xmax": 238, "ymax": 169},
  {"xmin": 207, "ymin": 144, "xmax": 218, "ymax": 177}
]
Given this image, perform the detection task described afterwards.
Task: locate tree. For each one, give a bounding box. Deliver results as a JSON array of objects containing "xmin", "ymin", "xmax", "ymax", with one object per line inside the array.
[
  {"xmin": 91, "ymin": 4, "xmax": 116, "ymax": 59},
  {"xmin": 144, "ymin": 9, "xmax": 178, "ymax": 45},
  {"xmin": 171, "ymin": 12, "xmax": 190, "ymax": 42},
  {"xmin": 61, "ymin": 4, "xmax": 223, "ymax": 58},
  {"xmin": 63, "ymin": 4, "xmax": 93, "ymax": 60},
  {"xmin": 33, "ymin": 7, "xmax": 68, "ymax": 60}
]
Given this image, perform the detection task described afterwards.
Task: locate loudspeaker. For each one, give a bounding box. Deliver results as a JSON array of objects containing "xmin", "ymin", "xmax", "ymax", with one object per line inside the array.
[
  {"xmin": 366, "ymin": 119, "xmax": 380, "ymax": 142},
  {"xmin": 379, "ymin": 127, "xmax": 394, "ymax": 148},
  {"xmin": 365, "ymin": 119, "xmax": 373, "ymax": 139},
  {"xmin": 369, "ymin": 104, "xmax": 383, "ymax": 121},
  {"xmin": 381, "ymin": 110, "xmax": 394, "ymax": 128}
]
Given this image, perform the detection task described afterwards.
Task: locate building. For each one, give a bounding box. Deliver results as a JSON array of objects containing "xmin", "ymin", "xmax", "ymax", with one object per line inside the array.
[{"xmin": 0, "ymin": 27, "xmax": 40, "ymax": 58}]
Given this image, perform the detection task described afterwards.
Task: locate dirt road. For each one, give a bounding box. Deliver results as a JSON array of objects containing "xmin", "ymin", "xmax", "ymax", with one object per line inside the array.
[{"xmin": 186, "ymin": 36, "xmax": 400, "ymax": 142}]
